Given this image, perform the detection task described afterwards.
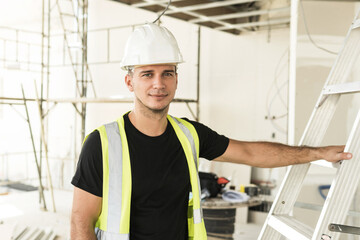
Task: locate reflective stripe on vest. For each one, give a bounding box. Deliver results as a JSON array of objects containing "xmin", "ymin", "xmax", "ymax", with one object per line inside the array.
[
  {"xmin": 167, "ymin": 116, "xmax": 203, "ymax": 224},
  {"xmin": 94, "ymin": 114, "xmax": 207, "ymax": 240}
]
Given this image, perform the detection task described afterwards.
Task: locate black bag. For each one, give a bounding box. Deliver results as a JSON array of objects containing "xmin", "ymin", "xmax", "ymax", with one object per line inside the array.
[{"xmin": 199, "ymin": 172, "xmax": 222, "ymax": 198}]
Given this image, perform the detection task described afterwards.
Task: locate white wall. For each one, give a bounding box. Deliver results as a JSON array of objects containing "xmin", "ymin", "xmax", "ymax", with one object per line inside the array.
[{"xmin": 2, "ymin": 0, "xmax": 359, "ymax": 228}]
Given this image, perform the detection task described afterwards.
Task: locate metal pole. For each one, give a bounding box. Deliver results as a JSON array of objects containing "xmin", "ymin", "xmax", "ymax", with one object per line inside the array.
[
  {"xmin": 21, "ymin": 85, "xmax": 47, "ymax": 211},
  {"xmin": 81, "ymin": 0, "xmax": 89, "ymax": 141},
  {"xmin": 288, "ymin": 0, "xmax": 299, "ymax": 146},
  {"xmin": 46, "ymin": 0, "xmax": 51, "ymax": 178},
  {"xmin": 34, "ymin": 81, "xmax": 56, "ymax": 212},
  {"xmin": 196, "ymin": 26, "xmax": 201, "ymax": 122},
  {"xmin": 40, "ymin": 0, "xmax": 46, "ymax": 204}
]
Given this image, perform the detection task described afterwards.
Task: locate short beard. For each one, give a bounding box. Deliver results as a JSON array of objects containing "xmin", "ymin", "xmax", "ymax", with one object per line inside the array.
[{"xmin": 136, "ymin": 96, "xmax": 169, "ymax": 118}]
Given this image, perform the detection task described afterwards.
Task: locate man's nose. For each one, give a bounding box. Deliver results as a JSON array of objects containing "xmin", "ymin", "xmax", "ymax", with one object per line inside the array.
[{"xmin": 153, "ymin": 75, "xmax": 165, "ymax": 88}]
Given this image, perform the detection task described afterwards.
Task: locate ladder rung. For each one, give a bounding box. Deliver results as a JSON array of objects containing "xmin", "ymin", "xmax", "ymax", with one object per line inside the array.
[
  {"xmin": 323, "ymin": 81, "xmax": 360, "ymax": 95},
  {"xmin": 353, "ymin": 19, "xmax": 360, "ymax": 29},
  {"xmin": 268, "ymin": 215, "xmax": 313, "ymax": 240},
  {"xmin": 295, "ymin": 202, "xmax": 360, "ymax": 217},
  {"xmin": 311, "ymin": 159, "xmax": 340, "ymax": 169}
]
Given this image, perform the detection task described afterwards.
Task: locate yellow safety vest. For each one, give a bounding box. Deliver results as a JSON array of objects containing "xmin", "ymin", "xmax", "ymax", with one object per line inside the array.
[{"xmin": 93, "ymin": 114, "xmax": 207, "ymax": 240}]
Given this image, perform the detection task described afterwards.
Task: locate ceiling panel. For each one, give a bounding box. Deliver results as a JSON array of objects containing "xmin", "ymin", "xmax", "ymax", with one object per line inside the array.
[{"xmin": 112, "ymin": 0, "xmax": 291, "ymax": 35}]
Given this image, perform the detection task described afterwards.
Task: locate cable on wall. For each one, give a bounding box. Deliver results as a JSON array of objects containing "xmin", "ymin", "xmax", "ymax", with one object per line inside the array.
[
  {"xmin": 153, "ymin": 0, "xmax": 172, "ymax": 24},
  {"xmin": 265, "ymin": 48, "xmax": 289, "ymax": 135},
  {"xmin": 299, "ymin": 0, "xmax": 338, "ymax": 55}
]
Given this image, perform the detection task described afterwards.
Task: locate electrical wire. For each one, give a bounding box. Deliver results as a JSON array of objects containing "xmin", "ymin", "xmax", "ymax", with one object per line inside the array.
[
  {"xmin": 272, "ymin": 48, "xmax": 289, "ymax": 109},
  {"xmin": 299, "ymin": 0, "xmax": 338, "ymax": 55},
  {"xmin": 265, "ymin": 47, "xmax": 289, "ymax": 134},
  {"xmin": 153, "ymin": 0, "xmax": 172, "ymax": 24},
  {"xmin": 266, "ymin": 0, "xmax": 275, "ymax": 43},
  {"xmin": 268, "ymin": 81, "xmax": 288, "ymax": 134}
]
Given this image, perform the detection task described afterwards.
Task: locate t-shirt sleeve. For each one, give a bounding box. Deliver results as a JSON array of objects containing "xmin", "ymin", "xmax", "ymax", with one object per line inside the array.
[
  {"xmin": 71, "ymin": 130, "xmax": 103, "ymax": 197},
  {"xmin": 185, "ymin": 119, "xmax": 229, "ymax": 160}
]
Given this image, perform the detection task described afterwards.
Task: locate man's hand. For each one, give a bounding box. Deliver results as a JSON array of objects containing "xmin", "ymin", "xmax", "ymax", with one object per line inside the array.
[{"xmin": 319, "ymin": 145, "xmax": 352, "ymax": 163}]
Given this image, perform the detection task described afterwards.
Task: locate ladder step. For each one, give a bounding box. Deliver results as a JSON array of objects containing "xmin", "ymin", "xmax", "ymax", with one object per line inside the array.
[
  {"xmin": 323, "ymin": 81, "xmax": 360, "ymax": 95},
  {"xmin": 268, "ymin": 215, "xmax": 313, "ymax": 240},
  {"xmin": 311, "ymin": 159, "xmax": 340, "ymax": 169},
  {"xmin": 353, "ymin": 19, "xmax": 360, "ymax": 29}
]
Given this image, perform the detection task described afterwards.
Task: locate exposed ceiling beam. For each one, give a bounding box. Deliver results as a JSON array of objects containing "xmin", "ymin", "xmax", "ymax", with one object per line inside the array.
[
  {"xmin": 165, "ymin": 0, "xmax": 262, "ymax": 14},
  {"xmin": 140, "ymin": 0, "xmax": 243, "ymax": 28},
  {"xmin": 302, "ymin": 0, "xmax": 360, "ymax": 1},
  {"xmin": 132, "ymin": 0, "xmax": 184, "ymax": 8},
  {"xmin": 190, "ymin": 6, "xmax": 290, "ymax": 23},
  {"xmin": 122, "ymin": 0, "xmax": 289, "ymax": 34},
  {"xmin": 216, "ymin": 17, "xmax": 290, "ymax": 31}
]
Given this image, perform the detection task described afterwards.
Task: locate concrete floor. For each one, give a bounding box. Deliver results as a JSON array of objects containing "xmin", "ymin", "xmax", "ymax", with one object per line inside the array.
[
  {"xmin": 0, "ymin": 189, "xmax": 72, "ymax": 240},
  {"xmin": 0, "ymin": 189, "xmax": 263, "ymax": 240}
]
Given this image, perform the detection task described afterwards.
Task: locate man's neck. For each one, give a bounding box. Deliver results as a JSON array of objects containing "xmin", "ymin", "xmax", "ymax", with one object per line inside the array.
[{"xmin": 128, "ymin": 108, "xmax": 168, "ymax": 137}]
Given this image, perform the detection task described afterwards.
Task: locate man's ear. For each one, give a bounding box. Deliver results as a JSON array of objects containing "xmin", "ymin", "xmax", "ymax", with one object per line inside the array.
[{"xmin": 125, "ymin": 74, "xmax": 134, "ymax": 92}]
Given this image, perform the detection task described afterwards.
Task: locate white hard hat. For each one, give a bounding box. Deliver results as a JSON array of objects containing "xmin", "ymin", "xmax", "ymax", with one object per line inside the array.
[{"xmin": 120, "ymin": 23, "xmax": 183, "ymax": 70}]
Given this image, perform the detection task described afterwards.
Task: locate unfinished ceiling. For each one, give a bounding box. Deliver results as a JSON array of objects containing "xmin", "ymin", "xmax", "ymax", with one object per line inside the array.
[{"xmin": 112, "ymin": 0, "xmax": 291, "ymax": 35}]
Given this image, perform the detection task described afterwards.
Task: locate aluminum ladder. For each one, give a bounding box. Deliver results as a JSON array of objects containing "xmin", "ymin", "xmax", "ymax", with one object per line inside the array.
[{"xmin": 258, "ymin": 9, "xmax": 360, "ymax": 240}]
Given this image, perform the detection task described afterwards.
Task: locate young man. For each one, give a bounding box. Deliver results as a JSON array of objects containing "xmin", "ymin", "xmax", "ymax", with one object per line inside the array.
[{"xmin": 70, "ymin": 23, "xmax": 352, "ymax": 240}]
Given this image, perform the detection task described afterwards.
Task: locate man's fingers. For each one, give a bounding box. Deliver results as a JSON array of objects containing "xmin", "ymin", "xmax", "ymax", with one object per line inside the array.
[
  {"xmin": 341, "ymin": 152, "xmax": 352, "ymax": 160},
  {"xmin": 330, "ymin": 145, "xmax": 351, "ymax": 161},
  {"xmin": 335, "ymin": 152, "xmax": 352, "ymax": 161}
]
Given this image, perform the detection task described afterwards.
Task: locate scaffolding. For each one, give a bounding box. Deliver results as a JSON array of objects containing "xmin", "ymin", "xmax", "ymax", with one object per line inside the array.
[{"xmin": 0, "ymin": 0, "xmax": 201, "ymax": 211}]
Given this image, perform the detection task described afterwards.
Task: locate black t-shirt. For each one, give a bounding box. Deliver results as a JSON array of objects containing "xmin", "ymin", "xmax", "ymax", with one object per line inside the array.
[{"xmin": 71, "ymin": 113, "xmax": 229, "ymax": 240}]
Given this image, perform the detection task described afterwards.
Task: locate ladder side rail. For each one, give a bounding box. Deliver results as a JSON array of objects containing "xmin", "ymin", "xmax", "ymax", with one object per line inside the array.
[
  {"xmin": 259, "ymin": 77, "xmax": 346, "ymax": 240},
  {"xmin": 259, "ymin": 9, "xmax": 360, "ymax": 239},
  {"xmin": 259, "ymin": 95, "xmax": 341, "ymax": 239},
  {"xmin": 321, "ymin": 13, "xmax": 360, "ymax": 88},
  {"xmin": 312, "ymin": 108, "xmax": 360, "ymax": 239},
  {"xmin": 299, "ymin": 25, "xmax": 360, "ymax": 146},
  {"xmin": 258, "ymin": 56, "xmax": 343, "ymax": 239}
]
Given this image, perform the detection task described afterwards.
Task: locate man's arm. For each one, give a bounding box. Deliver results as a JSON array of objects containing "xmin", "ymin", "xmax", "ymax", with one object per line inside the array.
[
  {"xmin": 71, "ymin": 187, "xmax": 102, "ymax": 240},
  {"xmin": 214, "ymin": 139, "xmax": 352, "ymax": 168}
]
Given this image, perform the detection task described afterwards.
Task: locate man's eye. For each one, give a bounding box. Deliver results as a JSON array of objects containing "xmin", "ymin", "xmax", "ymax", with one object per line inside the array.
[
  {"xmin": 142, "ymin": 73, "xmax": 152, "ymax": 77},
  {"xmin": 164, "ymin": 73, "xmax": 174, "ymax": 77}
]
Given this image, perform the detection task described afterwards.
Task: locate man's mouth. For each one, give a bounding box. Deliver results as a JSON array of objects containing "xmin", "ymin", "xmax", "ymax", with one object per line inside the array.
[{"xmin": 149, "ymin": 93, "xmax": 168, "ymax": 98}]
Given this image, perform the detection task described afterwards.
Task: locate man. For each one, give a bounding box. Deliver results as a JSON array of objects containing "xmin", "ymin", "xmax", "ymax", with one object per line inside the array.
[{"xmin": 70, "ymin": 23, "xmax": 352, "ymax": 240}]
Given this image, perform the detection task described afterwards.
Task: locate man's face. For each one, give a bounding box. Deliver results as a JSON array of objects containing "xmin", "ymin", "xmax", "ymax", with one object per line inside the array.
[{"xmin": 125, "ymin": 64, "xmax": 178, "ymax": 113}]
